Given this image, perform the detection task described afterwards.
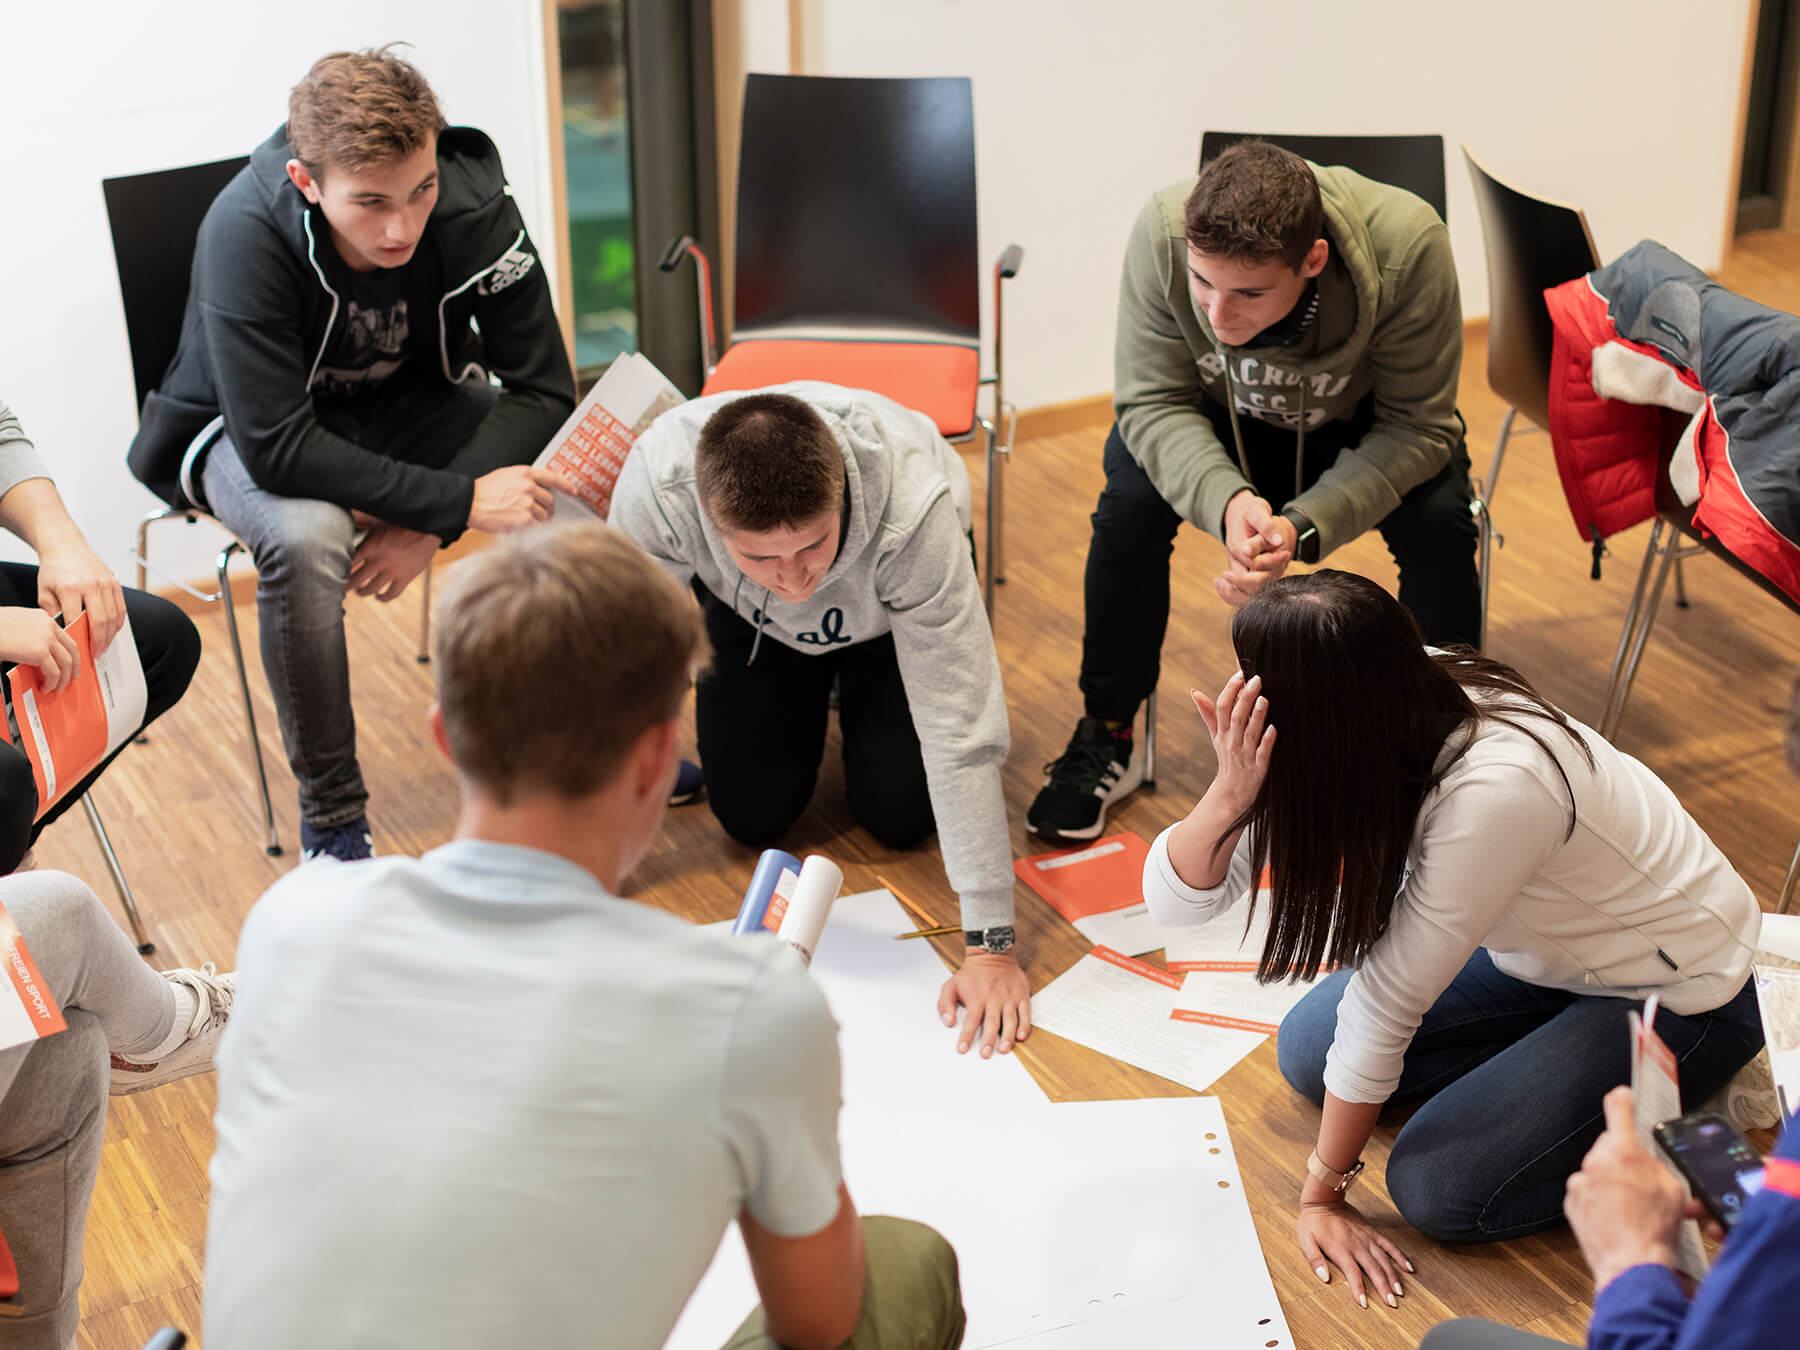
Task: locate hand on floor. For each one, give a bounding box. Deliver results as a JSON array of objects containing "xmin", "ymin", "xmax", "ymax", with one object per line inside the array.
[{"xmin": 938, "ymin": 951, "xmax": 1031, "ymax": 1058}]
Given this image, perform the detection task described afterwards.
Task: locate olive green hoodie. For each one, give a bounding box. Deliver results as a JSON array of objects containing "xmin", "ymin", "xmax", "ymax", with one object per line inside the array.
[{"xmin": 1113, "ymin": 164, "xmax": 1462, "ymax": 557}]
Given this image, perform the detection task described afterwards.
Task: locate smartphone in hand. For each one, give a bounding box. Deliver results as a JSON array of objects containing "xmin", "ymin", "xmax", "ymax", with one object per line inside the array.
[{"xmin": 1654, "ymin": 1112, "xmax": 1766, "ymax": 1230}]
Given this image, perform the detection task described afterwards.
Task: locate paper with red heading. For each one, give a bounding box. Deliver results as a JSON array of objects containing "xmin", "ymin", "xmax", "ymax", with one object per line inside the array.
[
  {"xmin": 0, "ymin": 899, "xmax": 66, "ymax": 1051},
  {"xmin": 535, "ymin": 351, "xmax": 685, "ymax": 520},
  {"xmin": 1171, "ymin": 968, "xmax": 1319, "ymax": 1036},
  {"xmin": 5, "ymin": 610, "xmax": 145, "ymax": 821},
  {"xmin": 1630, "ymin": 994, "xmax": 1709, "ymax": 1280},
  {"xmin": 1029, "ymin": 946, "xmax": 1267, "ymax": 1094},
  {"xmin": 1015, "ymin": 834, "xmax": 1168, "ymax": 956}
]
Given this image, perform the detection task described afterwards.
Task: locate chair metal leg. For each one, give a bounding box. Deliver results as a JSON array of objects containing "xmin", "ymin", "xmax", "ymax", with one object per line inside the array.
[
  {"xmin": 990, "ymin": 416, "xmax": 1007, "ymax": 588},
  {"xmin": 417, "ymin": 564, "xmax": 432, "ymax": 663},
  {"xmin": 217, "ymin": 542, "xmax": 283, "ymax": 856},
  {"xmin": 1143, "ymin": 689, "xmax": 1158, "ymax": 788},
  {"xmin": 1471, "ymin": 488, "xmax": 1498, "ymax": 652},
  {"xmin": 82, "ymin": 794, "xmax": 153, "ymax": 954},
  {"xmin": 1673, "ymin": 553, "xmax": 1690, "ymax": 609},
  {"xmin": 1779, "ymin": 836, "xmax": 1800, "ymax": 915},
  {"xmin": 1486, "ymin": 406, "xmax": 1516, "ymax": 507},
  {"xmin": 1599, "ymin": 521, "xmax": 1681, "ymax": 740}
]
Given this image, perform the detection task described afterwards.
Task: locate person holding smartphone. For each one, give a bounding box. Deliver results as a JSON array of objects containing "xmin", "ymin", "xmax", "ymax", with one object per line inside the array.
[{"xmin": 1141, "ymin": 570, "xmax": 1765, "ymax": 1308}]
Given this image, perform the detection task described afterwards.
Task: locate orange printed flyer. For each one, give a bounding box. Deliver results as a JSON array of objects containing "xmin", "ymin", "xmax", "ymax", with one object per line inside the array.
[
  {"xmin": 0, "ymin": 898, "xmax": 66, "ymax": 1051},
  {"xmin": 1015, "ymin": 833, "xmax": 1169, "ymax": 956},
  {"xmin": 534, "ymin": 351, "xmax": 685, "ymax": 520},
  {"xmin": 5, "ymin": 610, "xmax": 145, "ymax": 822}
]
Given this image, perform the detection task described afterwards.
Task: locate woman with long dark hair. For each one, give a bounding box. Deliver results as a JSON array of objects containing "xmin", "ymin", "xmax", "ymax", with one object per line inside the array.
[{"xmin": 1143, "ymin": 571, "xmax": 1763, "ymax": 1308}]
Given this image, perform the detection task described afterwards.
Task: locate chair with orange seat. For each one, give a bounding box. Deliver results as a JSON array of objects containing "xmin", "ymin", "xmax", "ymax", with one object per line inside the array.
[{"xmin": 661, "ymin": 73, "xmax": 1023, "ymax": 614}]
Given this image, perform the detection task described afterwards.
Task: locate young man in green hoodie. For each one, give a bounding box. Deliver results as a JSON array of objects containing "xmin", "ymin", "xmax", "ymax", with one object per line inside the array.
[{"xmin": 1028, "ymin": 139, "xmax": 1479, "ymax": 842}]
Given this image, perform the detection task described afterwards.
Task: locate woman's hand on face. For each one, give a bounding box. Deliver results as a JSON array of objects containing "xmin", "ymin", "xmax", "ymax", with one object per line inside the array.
[{"xmin": 1192, "ymin": 671, "xmax": 1274, "ymax": 816}]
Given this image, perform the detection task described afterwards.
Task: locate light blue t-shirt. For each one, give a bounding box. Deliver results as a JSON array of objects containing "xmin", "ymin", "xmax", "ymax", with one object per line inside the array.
[{"xmin": 204, "ymin": 841, "xmax": 844, "ymax": 1350}]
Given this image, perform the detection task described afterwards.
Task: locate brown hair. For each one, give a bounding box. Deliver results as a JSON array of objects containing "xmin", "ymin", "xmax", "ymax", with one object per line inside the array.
[
  {"xmin": 1184, "ymin": 140, "xmax": 1324, "ymax": 271},
  {"xmin": 432, "ymin": 524, "xmax": 707, "ymax": 805},
  {"xmin": 288, "ymin": 45, "xmax": 447, "ymax": 177},
  {"xmin": 1225, "ymin": 570, "xmax": 1592, "ymax": 983},
  {"xmin": 694, "ymin": 393, "xmax": 845, "ymax": 533}
]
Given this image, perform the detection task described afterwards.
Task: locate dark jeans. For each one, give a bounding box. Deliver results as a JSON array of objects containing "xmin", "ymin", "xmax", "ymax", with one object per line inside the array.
[
  {"xmin": 1079, "ymin": 402, "xmax": 1481, "ymax": 723},
  {"xmin": 1276, "ymin": 948, "xmax": 1765, "ymax": 1244},
  {"xmin": 0, "ymin": 563, "xmax": 200, "ymax": 871},
  {"xmin": 694, "ymin": 584, "xmax": 933, "ymax": 850}
]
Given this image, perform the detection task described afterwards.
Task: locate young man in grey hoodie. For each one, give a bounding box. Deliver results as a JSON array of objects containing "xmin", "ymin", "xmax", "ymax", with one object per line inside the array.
[{"xmin": 610, "ymin": 383, "xmax": 1030, "ymax": 1055}]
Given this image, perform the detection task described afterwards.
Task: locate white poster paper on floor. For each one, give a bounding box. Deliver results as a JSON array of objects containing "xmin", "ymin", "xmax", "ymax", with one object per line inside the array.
[
  {"xmin": 1029, "ymin": 946, "xmax": 1268, "ymax": 1095},
  {"xmin": 666, "ymin": 893, "xmax": 1295, "ymax": 1350}
]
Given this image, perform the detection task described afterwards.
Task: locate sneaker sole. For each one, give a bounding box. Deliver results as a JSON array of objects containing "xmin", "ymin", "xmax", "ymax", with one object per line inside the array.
[
  {"xmin": 1025, "ymin": 765, "xmax": 1147, "ymax": 843},
  {"xmin": 108, "ymin": 1057, "xmax": 218, "ymax": 1097}
]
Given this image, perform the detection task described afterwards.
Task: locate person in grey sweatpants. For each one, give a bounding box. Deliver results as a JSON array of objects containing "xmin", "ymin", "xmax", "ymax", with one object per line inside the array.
[{"xmin": 0, "ymin": 873, "xmax": 233, "ymax": 1350}]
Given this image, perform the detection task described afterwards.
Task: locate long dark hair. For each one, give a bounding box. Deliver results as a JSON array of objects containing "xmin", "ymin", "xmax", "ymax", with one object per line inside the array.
[{"xmin": 1226, "ymin": 571, "xmax": 1594, "ymax": 983}]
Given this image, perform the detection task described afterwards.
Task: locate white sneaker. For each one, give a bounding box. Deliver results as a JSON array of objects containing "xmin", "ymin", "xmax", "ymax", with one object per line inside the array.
[{"xmin": 109, "ymin": 963, "xmax": 236, "ymax": 1096}]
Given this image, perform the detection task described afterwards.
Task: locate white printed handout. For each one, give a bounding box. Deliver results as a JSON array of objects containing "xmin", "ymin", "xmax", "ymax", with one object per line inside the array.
[
  {"xmin": 5, "ymin": 610, "xmax": 145, "ymax": 821},
  {"xmin": 1629, "ymin": 994, "xmax": 1710, "ymax": 1281},
  {"xmin": 1029, "ymin": 946, "xmax": 1268, "ymax": 1094},
  {"xmin": 533, "ymin": 351, "xmax": 684, "ymax": 520},
  {"xmin": 1753, "ymin": 964, "xmax": 1800, "ymax": 1126},
  {"xmin": 1171, "ymin": 968, "xmax": 1318, "ymax": 1036}
]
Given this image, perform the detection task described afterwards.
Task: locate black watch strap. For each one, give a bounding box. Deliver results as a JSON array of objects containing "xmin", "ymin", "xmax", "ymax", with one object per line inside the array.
[
  {"xmin": 964, "ymin": 926, "xmax": 1016, "ymax": 954},
  {"xmin": 1282, "ymin": 507, "xmax": 1320, "ymax": 564}
]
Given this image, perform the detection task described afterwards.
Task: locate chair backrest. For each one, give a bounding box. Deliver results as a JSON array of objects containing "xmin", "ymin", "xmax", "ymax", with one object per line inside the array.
[
  {"xmin": 1462, "ymin": 144, "xmax": 1599, "ymax": 429},
  {"xmin": 102, "ymin": 156, "xmax": 249, "ymax": 409},
  {"xmin": 732, "ymin": 74, "xmax": 978, "ymax": 344},
  {"xmin": 1198, "ymin": 131, "xmax": 1447, "ymax": 221}
]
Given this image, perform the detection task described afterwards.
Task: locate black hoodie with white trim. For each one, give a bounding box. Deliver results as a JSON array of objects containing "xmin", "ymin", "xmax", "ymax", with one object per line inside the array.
[{"xmin": 127, "ymin": 124, "xmax": 575, "ymax": 541}]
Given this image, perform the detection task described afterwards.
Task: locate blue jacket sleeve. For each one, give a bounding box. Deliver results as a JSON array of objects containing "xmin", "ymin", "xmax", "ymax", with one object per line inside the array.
[{"xmin": 1587, "ymin": 1122, "xmax": 1800, "ymax": 1350}]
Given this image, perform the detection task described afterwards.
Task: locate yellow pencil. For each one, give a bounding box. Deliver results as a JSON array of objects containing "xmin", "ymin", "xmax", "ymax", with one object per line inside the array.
[
  {"xmin": 875, "ymin": 873, "xmax": 943, "ymax": 934},
  {"xmin": 896, "ymin": 924, "xmax": 963, "ymax": 940}
]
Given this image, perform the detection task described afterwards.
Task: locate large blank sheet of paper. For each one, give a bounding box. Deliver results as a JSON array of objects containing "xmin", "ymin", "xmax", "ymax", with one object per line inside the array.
[
  {"xmin": 665, "ymin": 892, "xmax": 1295, "ymax": 1350},
  {"xmin": 1029, "ymin": 946, "xmax": 1269, "ymax": 1095}
]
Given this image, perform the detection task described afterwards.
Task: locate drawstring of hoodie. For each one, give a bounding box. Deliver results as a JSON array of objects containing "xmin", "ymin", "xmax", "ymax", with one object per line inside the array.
[
  {"xmin": 1219, "ymin": 352, "xmax": 1310, "ymax": 509},
  {"xmin": 731, "ymin": 571, "xmax": 772, "ymax": 666}
]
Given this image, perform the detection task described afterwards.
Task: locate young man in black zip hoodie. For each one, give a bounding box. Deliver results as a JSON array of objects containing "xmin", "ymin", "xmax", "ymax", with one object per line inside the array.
[{"xmin": 128, "ymin": 47, "xmax": 576, "ymax": 861}]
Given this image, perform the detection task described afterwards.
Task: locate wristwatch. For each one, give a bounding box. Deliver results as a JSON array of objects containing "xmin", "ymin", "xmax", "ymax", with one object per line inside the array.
[
  {"xmin": 1306, "ymin": 1149, "xmax": 1365, "ymax": 1194},
  {"xmin": 1281, "ymin": 507, "xmax": 1321, "ymax": 565},
  {"xmin": 964, "ymin": 926, "xmax": 1016, "ymax": 954}
]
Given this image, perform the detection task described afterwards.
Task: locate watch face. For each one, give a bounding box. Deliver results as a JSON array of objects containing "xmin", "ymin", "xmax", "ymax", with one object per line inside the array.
[{"xmin": 983, "ymin": 926, "xmax": 1016, "ymax": 953}]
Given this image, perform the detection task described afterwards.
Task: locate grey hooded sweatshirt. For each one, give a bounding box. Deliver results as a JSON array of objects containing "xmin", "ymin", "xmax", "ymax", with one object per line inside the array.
[{"xmin": 610, "ymin": 382, "xmax": 1015, "ymax": 931}]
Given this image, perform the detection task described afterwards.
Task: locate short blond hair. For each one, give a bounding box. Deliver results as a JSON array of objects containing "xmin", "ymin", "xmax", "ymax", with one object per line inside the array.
[
  {"xmin": 288, "ymin": 46, "xmax": 446, "ymax": 177},
  {"xmin": 432, "ymin": 524, "xmax": 707, "ymax": 804}
]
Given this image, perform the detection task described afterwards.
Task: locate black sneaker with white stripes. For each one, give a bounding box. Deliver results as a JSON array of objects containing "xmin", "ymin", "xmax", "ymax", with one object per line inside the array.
[{"xmin": 1025, "ymin": 716, "xmax": 1146, "ymax": 842}]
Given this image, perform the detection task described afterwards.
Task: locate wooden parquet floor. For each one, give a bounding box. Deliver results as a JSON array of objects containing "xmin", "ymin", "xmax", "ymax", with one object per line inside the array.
[{"xmin": 39, "ymin": 232, "xmax": 1800, "ymax": 1350}]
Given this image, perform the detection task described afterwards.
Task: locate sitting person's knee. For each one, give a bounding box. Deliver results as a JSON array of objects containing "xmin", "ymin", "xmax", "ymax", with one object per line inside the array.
[
  {"xmin": 862, "ymin": 1216, "xmax": 962, "ymax": 1321},
  {"xmin": 0, "ymin": 749, "xmax": 38, "ymax": 872},
  {"xmin": 255, "ymin": 506, "xmax": 358, "ymax": 589},
  {"xmin": 1274, "ymin": 1021, "xmax": 1329, "ymax": 1106},
  {"xmin": 1386, "ymin": 1138, "xmax": 1478, "ymax": 1244}
]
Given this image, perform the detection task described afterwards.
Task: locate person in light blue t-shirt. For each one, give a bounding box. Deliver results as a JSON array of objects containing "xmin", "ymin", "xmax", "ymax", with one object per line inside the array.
[{"xmin": 203, "ymin": 522, "xmax": 965, "ymax": 1350}]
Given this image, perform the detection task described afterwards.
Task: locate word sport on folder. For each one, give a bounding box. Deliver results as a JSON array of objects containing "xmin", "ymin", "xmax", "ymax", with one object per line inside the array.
[
  {"xmin": 1, "ymin": 899, "xmax": 65, "ymax": 1052},
  {"xmin": 4, "ymin": 610, "xmax": 146, "ymax": 821},
  {"xmin": 1015, "ymin": 833, "xmax": 1167, "ymax": 956}
]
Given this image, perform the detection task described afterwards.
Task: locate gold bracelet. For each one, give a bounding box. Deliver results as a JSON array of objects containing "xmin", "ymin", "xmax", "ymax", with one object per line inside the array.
[{"xmin": 1306, "ymin": 1149, "xmax": 1366, "ymax": 1194}]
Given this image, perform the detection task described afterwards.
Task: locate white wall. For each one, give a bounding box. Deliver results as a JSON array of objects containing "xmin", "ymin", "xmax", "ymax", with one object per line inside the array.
[
  {"xmin": 0, "ymin": 0, "xmax": 1759, "ymax": 582},
  {"xmin": 0, "ymin": 0, "xmax": 555, "ymax": 581},
  {"xmin": 772, "ymin": 0, "xmax": 1756, "ymax": 412}
]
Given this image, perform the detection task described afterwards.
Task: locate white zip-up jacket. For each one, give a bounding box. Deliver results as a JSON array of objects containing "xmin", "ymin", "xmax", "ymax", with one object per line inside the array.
[{"xmin": 1143, "ymin": 703, "xmax": 1760, "ymax": 1103}]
